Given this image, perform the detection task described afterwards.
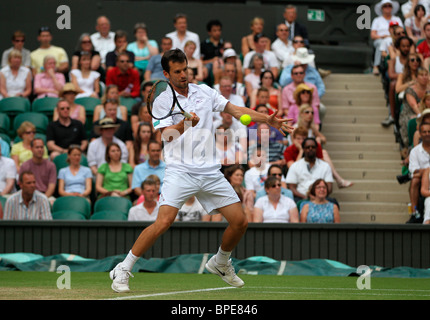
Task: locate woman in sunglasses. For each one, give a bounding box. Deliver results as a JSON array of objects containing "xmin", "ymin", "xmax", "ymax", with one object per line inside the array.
[
  {"xmin": 253, "ymin": 176, "xmax": 299, "ymax": 223},
  {"xmin": 287, "ymin": 83, "xmax": 320, "ymax": 128},
  {"xmin": 396, "ymin": 52, "xmax": 422, "ymax": 94}
]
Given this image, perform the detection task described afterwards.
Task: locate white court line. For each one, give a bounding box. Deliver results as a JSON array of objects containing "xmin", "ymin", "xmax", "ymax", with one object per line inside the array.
[
  {"xmin": 246, "ymin": 286, "xmax": 430, "ymax": 292},
  {"xmin": 104, "ymin": 286, "xmax": 236, "ymax": 300}
]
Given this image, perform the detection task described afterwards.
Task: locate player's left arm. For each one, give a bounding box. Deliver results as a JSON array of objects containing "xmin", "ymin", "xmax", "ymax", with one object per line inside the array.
[{"xmin": 223, "ymin": 102, "xmax": 294, "ymax": 136}]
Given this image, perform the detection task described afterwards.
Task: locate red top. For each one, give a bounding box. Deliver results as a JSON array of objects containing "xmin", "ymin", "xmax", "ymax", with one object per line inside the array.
[{"xmin": 105, "ymin": 67, "xmax": 141, "ymax": 98}]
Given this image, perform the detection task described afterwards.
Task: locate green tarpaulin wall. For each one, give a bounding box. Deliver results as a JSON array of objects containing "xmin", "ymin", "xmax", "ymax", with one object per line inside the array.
[{"xmin": 1, "ymin": 253, "xmax": 430, "ymax": 278}]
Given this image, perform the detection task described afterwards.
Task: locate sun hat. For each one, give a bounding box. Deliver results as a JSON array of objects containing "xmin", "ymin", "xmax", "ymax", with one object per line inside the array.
[
  {"xmin": 374, "ymin": 0, "xmax": 399, "ymax": 16},
  {"xmin": 293, "ymin": 83, "xmax": 314, "ymax": 101},
  {"xmin": 291, "ymin": 48, "xmax": 315, "ymax": 65},
  {"xmin": 60, "ymin": 83, "xmax": 83, "ymax": 97},
  {"xmin": 94, "ymin": 117, "xmax": 120, "ymax": 135},
  {"xmin": 223, "ymin": 48, "xmax": 237, "ymax": 60}
]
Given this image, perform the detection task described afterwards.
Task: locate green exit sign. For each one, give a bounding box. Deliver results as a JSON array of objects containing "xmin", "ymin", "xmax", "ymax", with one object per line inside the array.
[{"xmin": 307, "ymin": 9, "xmax": 325, "ymax": 22}]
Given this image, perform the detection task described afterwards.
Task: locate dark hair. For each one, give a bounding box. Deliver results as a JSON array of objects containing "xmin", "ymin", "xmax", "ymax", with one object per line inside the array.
[
  {"xmin": 291, "ymin": 64, "xmax": 304, "ymax": 74},
  {"xmin": 307, "ymin": 179, "xmax": 328, "ymax": 198},
  {"xmin": 141, "ymin": 177, "xmax": 157, "ymax": 189},
  {"xmin": 414, "ymin": 4, "xmax": 426, "ymax": 16},
  {"xmin": 395, "ymin": 36, "xmax": 413, "ymax": 49},
  {"xmin": 161, "ymin": 48, "xmax": 188, "ymax": 73},
  {"xmin": 223, "ymin": 164, "xmax": 245, "ymax": 183},
  {"xmin": 19, "ymin": 170, "xmax": 35, "ymax": 183},
  {"xmin": 302, "ymin": 137, "xmax": 317, "ymax": 149},
  {"xmin": 105, "ymin": 142, "xmax": 121, "ymax": 163},
  {"xmin": 264, "ymin": 176, "xmax": 280, "ymax": 190},
  {"xmin": 66, "ymin": 145, "xmax": 82, "ymax": 164},
  {"xmin": 30, "ymin": 138, "xmax": 44, "ymax": 148},
  {"xmin": 133, "ymin": 122, "xmax": 155, "ymax": 165},
  {"xmin": 259, "ymin": 70, "xmax": 274, "ymax": 85},
  {"xmin": 268, "ymin": 164, "xmax": 283, "ymax": 176},
  {"xmin": 114, "ymin": 30, "xmax": 128, "ymax": 41},
  {"xmin": 206, "ymin": 19, "xmax": 222, "ymax": 32}
]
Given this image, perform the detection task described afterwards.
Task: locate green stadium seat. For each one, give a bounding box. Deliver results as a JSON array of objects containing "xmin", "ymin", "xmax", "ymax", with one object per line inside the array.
[
  {"xmin": 75, "ymin": 97, "xmax": 101, "ymax": 116},
  {"xmin": 0, "ymin": 97, "xmax": 30, "ymax": 115},
  {"xmin": 0, "ymin": 133, "xmax": 11, "ymax": 146},
  {"xmin": 90, "ymin": 210, "xmax": 127, "ymax": 220},
  {"xmin": 0, "ymin": 113, "xmax": 11, "ymax": 134},
  {"xmin": 94, "ymin": 196, "xmax": 132, "ymax": 217},
  {"xmin": 53, "ymin": 153, "xmax": 89, "ymax": 174},
  {"xmin": 119, "ymin": 97, "xmax": 137, "ymax": 115},
  {"xmin": 0, "ymin": 196, "xmax": 6, "ymax": 209},
  {"xmin": 13, "ymin": 112, "xmax": 49, "ymax": 134},
  {"xmin": 31, "ymin": 97, "xmax": 60, "ymax": 119},
  {"xmin": 52, "ymin": 210, "xmax": 87, "ymax": 220},
  {"xmin": 408, "ymin": 117, "xmax": 418, "ymax": 147},
  {"xmin": 52, "ymin": 196, "xmax": 91, "ymax": 219}
]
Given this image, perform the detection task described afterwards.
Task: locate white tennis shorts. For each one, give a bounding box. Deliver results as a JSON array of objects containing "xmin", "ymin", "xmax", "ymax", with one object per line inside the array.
[{"xmin": 159, "ymin": 170, "xmax": 240, "ymax": 215}]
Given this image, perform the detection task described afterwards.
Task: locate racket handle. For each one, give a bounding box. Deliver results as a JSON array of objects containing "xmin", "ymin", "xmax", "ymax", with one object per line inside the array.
[{"xmin": 183, "ymin": 111, "xmax": 193, "ymax": 119}]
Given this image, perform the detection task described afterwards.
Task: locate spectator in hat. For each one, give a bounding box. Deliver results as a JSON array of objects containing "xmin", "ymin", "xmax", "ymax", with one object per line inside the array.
[
  {"xmin": 53, "ymin": 83, "xmax": 86, "ymax": 124},
  {"xmin": 87, "ymin": 117, "xmax": 129, "ymax": 175},
  {"xmin": 370, "ymin": 0, "xmax": 403, "ymax": 75},
  {"xmin": 279, "ymin": 48, "xmax": 326, "ymax": 98}
]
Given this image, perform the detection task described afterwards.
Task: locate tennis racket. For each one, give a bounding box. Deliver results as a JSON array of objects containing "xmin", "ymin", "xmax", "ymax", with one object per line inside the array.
[{"xmin": 147, "ymin": 80, "xmax": 192, "ymax": 120}]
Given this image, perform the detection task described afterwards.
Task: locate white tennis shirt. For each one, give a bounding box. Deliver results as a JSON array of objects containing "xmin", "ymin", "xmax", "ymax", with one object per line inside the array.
[{"xmin": 152, "ymin": 83, "xmax": 229, "ymax": 175}]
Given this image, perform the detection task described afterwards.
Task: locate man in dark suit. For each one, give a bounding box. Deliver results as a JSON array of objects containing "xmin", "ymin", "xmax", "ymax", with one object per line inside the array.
[{"xmin": 283, "ymin": 5, "xmax": 309, "ymax": 47}]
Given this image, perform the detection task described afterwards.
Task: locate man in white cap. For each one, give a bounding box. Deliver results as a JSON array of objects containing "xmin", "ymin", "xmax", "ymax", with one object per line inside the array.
[{"xmin": 370, "ymin": 0, "xmax": 403, "ymax": 75}]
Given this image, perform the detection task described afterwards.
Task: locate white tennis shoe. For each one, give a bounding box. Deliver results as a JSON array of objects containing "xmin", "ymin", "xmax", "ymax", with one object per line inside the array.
[
  {"xmin": 110, "ymin": 262, "xmax": 134, "ymax": 293},
  {"xmin": 205, "ymin": 255, "xmax": 244, "ymax": 288}
]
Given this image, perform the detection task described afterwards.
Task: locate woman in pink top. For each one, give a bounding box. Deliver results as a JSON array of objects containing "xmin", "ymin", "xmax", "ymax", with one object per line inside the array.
[{"xmin": 33, "ymin": 55, "xmax": 65, "ymax": 99}]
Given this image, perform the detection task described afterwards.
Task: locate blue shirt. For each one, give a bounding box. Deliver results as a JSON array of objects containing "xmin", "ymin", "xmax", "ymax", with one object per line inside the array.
[
  {"xmin": 131, "ymin": 160, "xmax": 166, "ymax": 191},
  {"xmin": 58, "ymin": 166, "xmax": 92, "ymax": 194},
  {"xmin": 0, "ymin": 138, "xmax": 10, "ymax": 157},
  {"xmin": 279, "ymin": 65, "xmax": 326, "ymax": 97}
]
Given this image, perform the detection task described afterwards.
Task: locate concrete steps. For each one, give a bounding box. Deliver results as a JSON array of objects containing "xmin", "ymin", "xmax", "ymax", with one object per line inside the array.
[{"xmin": 321, "ymin": 73, "xmax": 409, "ymax": 224}]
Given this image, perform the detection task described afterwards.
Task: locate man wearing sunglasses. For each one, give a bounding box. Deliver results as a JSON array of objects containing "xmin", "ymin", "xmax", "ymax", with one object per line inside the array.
[
  {"xmin": 286, "ymin": 137, "xmax": 334, "ymax": 203},
  {"xmin": 105, "ymin": 52, "xmax": 140, "ymax": 98},
  {"xmin": 1, "ymin": 31, "xmax": 31, "ymax": 68}
]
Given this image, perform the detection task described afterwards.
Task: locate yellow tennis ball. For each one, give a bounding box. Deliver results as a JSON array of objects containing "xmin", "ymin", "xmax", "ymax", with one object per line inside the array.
[{"xmin": 240, "ymin": 114, "xmax": 252, "ymax": 126}]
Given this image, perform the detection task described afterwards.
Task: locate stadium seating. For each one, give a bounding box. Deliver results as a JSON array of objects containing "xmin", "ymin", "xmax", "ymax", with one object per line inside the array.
[
  {"xmin": 0, "ymin": 97, "xmax": 30, "ymax": 115},
  {"xmin": 0, "ymin": 113, "xmax": 10, "ymax": 134},
  {"xmin": 119, "ymin": 97, "xmax": 137, "ymax": 116},
  {"xmin": 52, "ymin": 210, "xmax": 87, "ymax": 220},
  {"xmin": 90, "ymin": 210, "xmax": 127, "ymax": 220},
  {"xmin": 31, "ymin": 97, "xmax": 60, "ymax": 120},
  {"xmin": 407, "ymin": 118, "xmax": 417, "ymax": 148},
  {"xmin": 0, "ymin": 133, "xmax": 11, "ymax": 146},
  {"xmin": 93, "ymin": 196, "xmax": 132, "ymax": 217},
  {"xmin": 52, "ymin": 196, "xmax": 91, "ymax": 219},
  {"xmin": 53, "ymin": 153, "xmax": 89, "ymax": 174},
  {"xmin": 13, "ymin": 112, "xmax": 49, "ymax": 135}
]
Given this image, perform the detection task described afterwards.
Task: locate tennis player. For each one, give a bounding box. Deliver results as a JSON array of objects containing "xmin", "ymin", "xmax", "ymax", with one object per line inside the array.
[{"xmin": 110, "ymin": 49, "xmax": 293, "ymax": 292}]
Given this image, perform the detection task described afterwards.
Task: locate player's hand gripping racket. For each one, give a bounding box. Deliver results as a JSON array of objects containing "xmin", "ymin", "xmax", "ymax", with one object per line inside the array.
[{"xmin": 147, "ymin": 80, "xmax": 192, "ymax": 120}]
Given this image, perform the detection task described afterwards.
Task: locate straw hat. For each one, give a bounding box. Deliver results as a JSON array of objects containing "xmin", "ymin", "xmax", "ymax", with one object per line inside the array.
[
  {"xmin": 293, "ymin": 83, "xmax": 314, "ymax": 102},
  {"xmin": 94, "ymin": 117, "xmax": 120, "ymax": 135},
  {"xmin": 374, "ymin": 0, "xmax": 399, "ymax": 16},
  {"xmin": 417, "ymin": 109, "xmax": 430, "ymax": 126},
  {"xmin": 60, "ymin": 83, "xmax": 83, "ymax": 97}
]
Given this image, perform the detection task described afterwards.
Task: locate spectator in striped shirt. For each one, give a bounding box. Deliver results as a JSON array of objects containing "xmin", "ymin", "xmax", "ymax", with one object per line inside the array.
[{"xmin": 3, "ymin": 171, "xmax": 52, "ymax": 220}]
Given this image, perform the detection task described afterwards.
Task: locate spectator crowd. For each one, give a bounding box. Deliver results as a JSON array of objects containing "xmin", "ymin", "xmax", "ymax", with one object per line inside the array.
[
  {"xmin": 373, "ymin": 0, "xmax": 430, "ymax": 224},
  {"xmin": 0, "ymin": 4, "xmax": 353, "ymax": 224}
]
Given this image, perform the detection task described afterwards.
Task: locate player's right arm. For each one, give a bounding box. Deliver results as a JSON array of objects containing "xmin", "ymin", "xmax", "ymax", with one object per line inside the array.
[{"xmin": 159, "ymin": 112, "xmax": 200, "ymax": 142}]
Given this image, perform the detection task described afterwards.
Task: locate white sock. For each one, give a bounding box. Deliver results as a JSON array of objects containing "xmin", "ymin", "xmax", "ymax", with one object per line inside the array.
[
  {"xmin": 215, "ymin": 247, "xmax": 231, "ymax": 265},
  {"xmin": 122, "ymin": 250, "xmax": 139, "ymax": 271}
]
